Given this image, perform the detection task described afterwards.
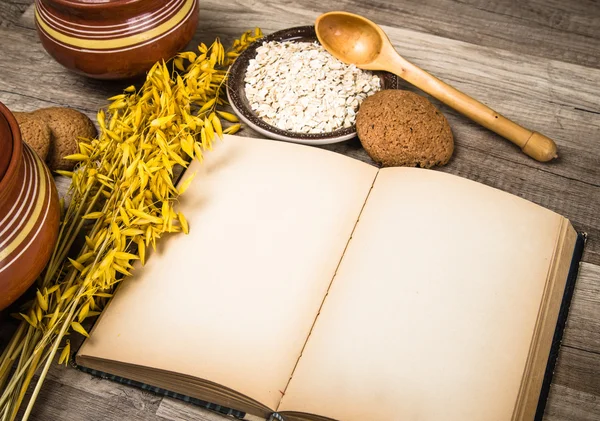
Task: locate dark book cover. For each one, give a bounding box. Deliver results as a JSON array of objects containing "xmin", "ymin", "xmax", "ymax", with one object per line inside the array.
[{"xmin": 534, "ymin": 231, "xmax": 587, "ymax": 421}]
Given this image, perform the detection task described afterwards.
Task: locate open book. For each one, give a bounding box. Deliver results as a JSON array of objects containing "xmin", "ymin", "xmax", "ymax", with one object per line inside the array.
[{"xmin": 77, "ymin": 135, "xmax": 583, "ymax": 421}]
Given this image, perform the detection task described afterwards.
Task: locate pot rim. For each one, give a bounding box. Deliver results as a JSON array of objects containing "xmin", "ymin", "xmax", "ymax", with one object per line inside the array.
[
  {"xmin": 42, "ymin": 0, "xmax": 145, "ymax": 10},
  {"xmin": 0, "ymin": 103, "xmax": 23, "ymax": 195}
]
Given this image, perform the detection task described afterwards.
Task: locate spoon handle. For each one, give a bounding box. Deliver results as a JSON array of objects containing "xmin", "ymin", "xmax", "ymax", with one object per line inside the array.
[{"xmin": 393, "ymin": 57, "xmax": 558, "ymax": 162}]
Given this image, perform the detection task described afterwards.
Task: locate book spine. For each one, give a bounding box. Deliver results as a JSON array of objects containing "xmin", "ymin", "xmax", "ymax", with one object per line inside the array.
[{"xmin": 534, "ymin": 231, "xmax": 587, "ymax": 421}]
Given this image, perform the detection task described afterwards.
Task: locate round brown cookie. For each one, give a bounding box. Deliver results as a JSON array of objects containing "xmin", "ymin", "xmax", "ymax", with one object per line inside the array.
[
  {"xmin": 356, "ymin": 90, "xmax": 454, "ymax": 168},
  {"xmin": 31, "ymin": 107, "xmax": 97, "ymax": 171},
  {"xmin": 12, "ymin": 112, "xmax": 52, "ymax": 160},
  {"xmin": 13, "ymin": 111, "xmax": 30, "ymax": 122}
]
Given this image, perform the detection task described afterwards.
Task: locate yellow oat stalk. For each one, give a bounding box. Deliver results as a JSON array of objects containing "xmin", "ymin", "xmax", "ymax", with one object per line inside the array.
[{"xmin": 0, "ymin": 28, "xmax": 262, "ymax": 421}]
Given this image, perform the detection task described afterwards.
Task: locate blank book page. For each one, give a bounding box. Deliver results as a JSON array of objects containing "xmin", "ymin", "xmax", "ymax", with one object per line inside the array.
[
  {"xmin": 280, "ymin": 167, "xmax": 562, "ymax": 420},
  {"xmin": 78, "ymin": 135, "xmax": 377, "ymax": 410}
]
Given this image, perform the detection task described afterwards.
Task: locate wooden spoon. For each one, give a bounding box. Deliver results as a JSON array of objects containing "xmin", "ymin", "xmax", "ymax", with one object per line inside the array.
[{"xmin": 315, "ymin": 11, "xmax": 558, "ymax": 162}]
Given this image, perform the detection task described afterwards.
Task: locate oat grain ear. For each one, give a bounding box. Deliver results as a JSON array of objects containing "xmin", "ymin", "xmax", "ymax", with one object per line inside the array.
[{"xmin": 0, "ymin": 28, "xmax": 265, "ymax": 418}]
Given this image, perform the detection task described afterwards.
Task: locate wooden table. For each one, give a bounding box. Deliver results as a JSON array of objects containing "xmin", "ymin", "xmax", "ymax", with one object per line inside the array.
[{"xmin": 1, "ymin": 1, "xmax": 599, "ymax": 420}]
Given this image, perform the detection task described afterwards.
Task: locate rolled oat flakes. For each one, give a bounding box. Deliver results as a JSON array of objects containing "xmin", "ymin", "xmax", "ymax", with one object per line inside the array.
[{"xmin": 244, "ymin": 41, "xmax": 381, "ymax": 134}]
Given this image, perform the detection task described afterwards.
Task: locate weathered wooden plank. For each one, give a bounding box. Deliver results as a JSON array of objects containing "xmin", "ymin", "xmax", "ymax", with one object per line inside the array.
[
  {"xmin": 17, "ymin": 1, "xmax": 35, "ymax": 29},
  {"xmin": 18, "ymin": 343, "xmax": 600, "ymax": 421},
  {"xmin": 5, "ymin": 1, "xmax": 600, "ymax": 69},
  {"xmin": 545, "ymin": 384, "xmax": 600, "ymax": 421},
  {"xmin": 156, "ymin": 398, "xmax": 232, "ymax": 421},
  {"xmin": 562, "ymin": 263, "xmax": 600, "ymax": 353},
  {"xmin": 8, "ymin": 2, "xmax": 600, "ymax": 178},
  {"xmin": 46, "ymin": 362, "xmax": 164, "ymax": 411},
  {"xmin": 18, "ymin": 378, "xmax": 167, "ymax": 421},
  {"xmin": 230, "ymin": 0, "xmax": 600, "ymax": 70},
  {"xmin": 192, "ymin": 5, "xmax": 600, "ymax": 181},
  {"xmin": 1, "ymin": 2, "xmax": 600, "ymax": 421},
  {"xmin": 552, "ymin": 345, "xmax": 600, "ymax": 401},
  {"xmin": 0, "ymin": 0, "xmax": 29, "ymax": 28},
  {"xmin": 2, "ymin": 4, "xmax": 599, "ymax": 267},
  {"xmin": 15, "ymin": 2, "xmax": 600, "ymax": 191},
  {"xmin": 0, "ymin": 25, "xmax": 127, "ymax": 116}
]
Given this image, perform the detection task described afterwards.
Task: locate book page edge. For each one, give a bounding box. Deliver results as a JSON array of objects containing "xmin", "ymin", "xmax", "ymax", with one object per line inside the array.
[{"xmin": 512, "ymin": 217, "xmax": 577, "ymax": 421}]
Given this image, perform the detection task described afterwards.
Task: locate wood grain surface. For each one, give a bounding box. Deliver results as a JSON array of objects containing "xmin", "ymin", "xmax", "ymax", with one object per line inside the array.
[{"xmin": 0, "ymin": 0, "xmax": 599, "ymax": 420}]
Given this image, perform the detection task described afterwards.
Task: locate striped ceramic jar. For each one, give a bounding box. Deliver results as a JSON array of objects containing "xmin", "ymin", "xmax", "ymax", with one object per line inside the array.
[
  {"xmin": 34, "ymin": 0, "xmax": 199, "ymax": 80},
  {"xmin": 0, "ymin": 102, "xmax": 60, "ymax": 311}
]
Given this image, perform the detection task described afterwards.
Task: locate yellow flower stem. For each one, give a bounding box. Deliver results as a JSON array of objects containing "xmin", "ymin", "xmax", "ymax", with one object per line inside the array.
[
  {"xmin": 0, "ymin": 336, "xmax": 25, "ymax": 395},
  {"xmin": 4, "ymin": 114, "xmax": 126, "ymax": 418},
  {"xmin": 0, "ymin": 266, "xmax": 87, "ymax": 415}
]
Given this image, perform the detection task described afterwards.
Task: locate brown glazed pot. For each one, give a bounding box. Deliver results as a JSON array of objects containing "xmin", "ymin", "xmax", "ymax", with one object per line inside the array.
[
  {"xmin": 0, "ymin": 102, "xmax": 60, "ymax": 311},
  {"xmin": 34, "ymin": 0, "xmax": 199, "ymax": 80}
]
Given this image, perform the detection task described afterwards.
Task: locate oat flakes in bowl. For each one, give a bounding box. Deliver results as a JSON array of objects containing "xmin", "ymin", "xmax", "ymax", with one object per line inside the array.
[{"xmin": 226, "ymin": 26, "xmax": 400, "ymax": 145}]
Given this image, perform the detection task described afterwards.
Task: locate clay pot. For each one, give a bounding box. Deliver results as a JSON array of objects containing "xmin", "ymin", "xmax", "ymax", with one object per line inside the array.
[
  {"xmin": 0, "ymin": 102, "xmax": 60, "ymax": 311},
  {"xmin": 34, "ymin": 0, "xmax": 200, "ymax": 80}
]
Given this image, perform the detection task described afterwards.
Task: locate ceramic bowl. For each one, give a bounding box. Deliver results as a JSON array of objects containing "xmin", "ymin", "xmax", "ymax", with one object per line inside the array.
[
  {"xmin": 0, "ymin": 102, "xmax": 61, "ymax": 311},
  {"xmin": 34, "ymin": 0, "xmax": 199, "ymax": 80},
  {"xmin": 226, "ymin": 25, "xmax": 399, "ymax": 145}
]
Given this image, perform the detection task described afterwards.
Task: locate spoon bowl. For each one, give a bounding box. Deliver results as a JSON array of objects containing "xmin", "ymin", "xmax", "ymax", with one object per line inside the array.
[
  {"xmin": 316, "ymin": 13, "xmax": 385, "ymax": 67},
  {"xmin": 315, "ymin": 11, "xmax": 558, "ymax": 162}
]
